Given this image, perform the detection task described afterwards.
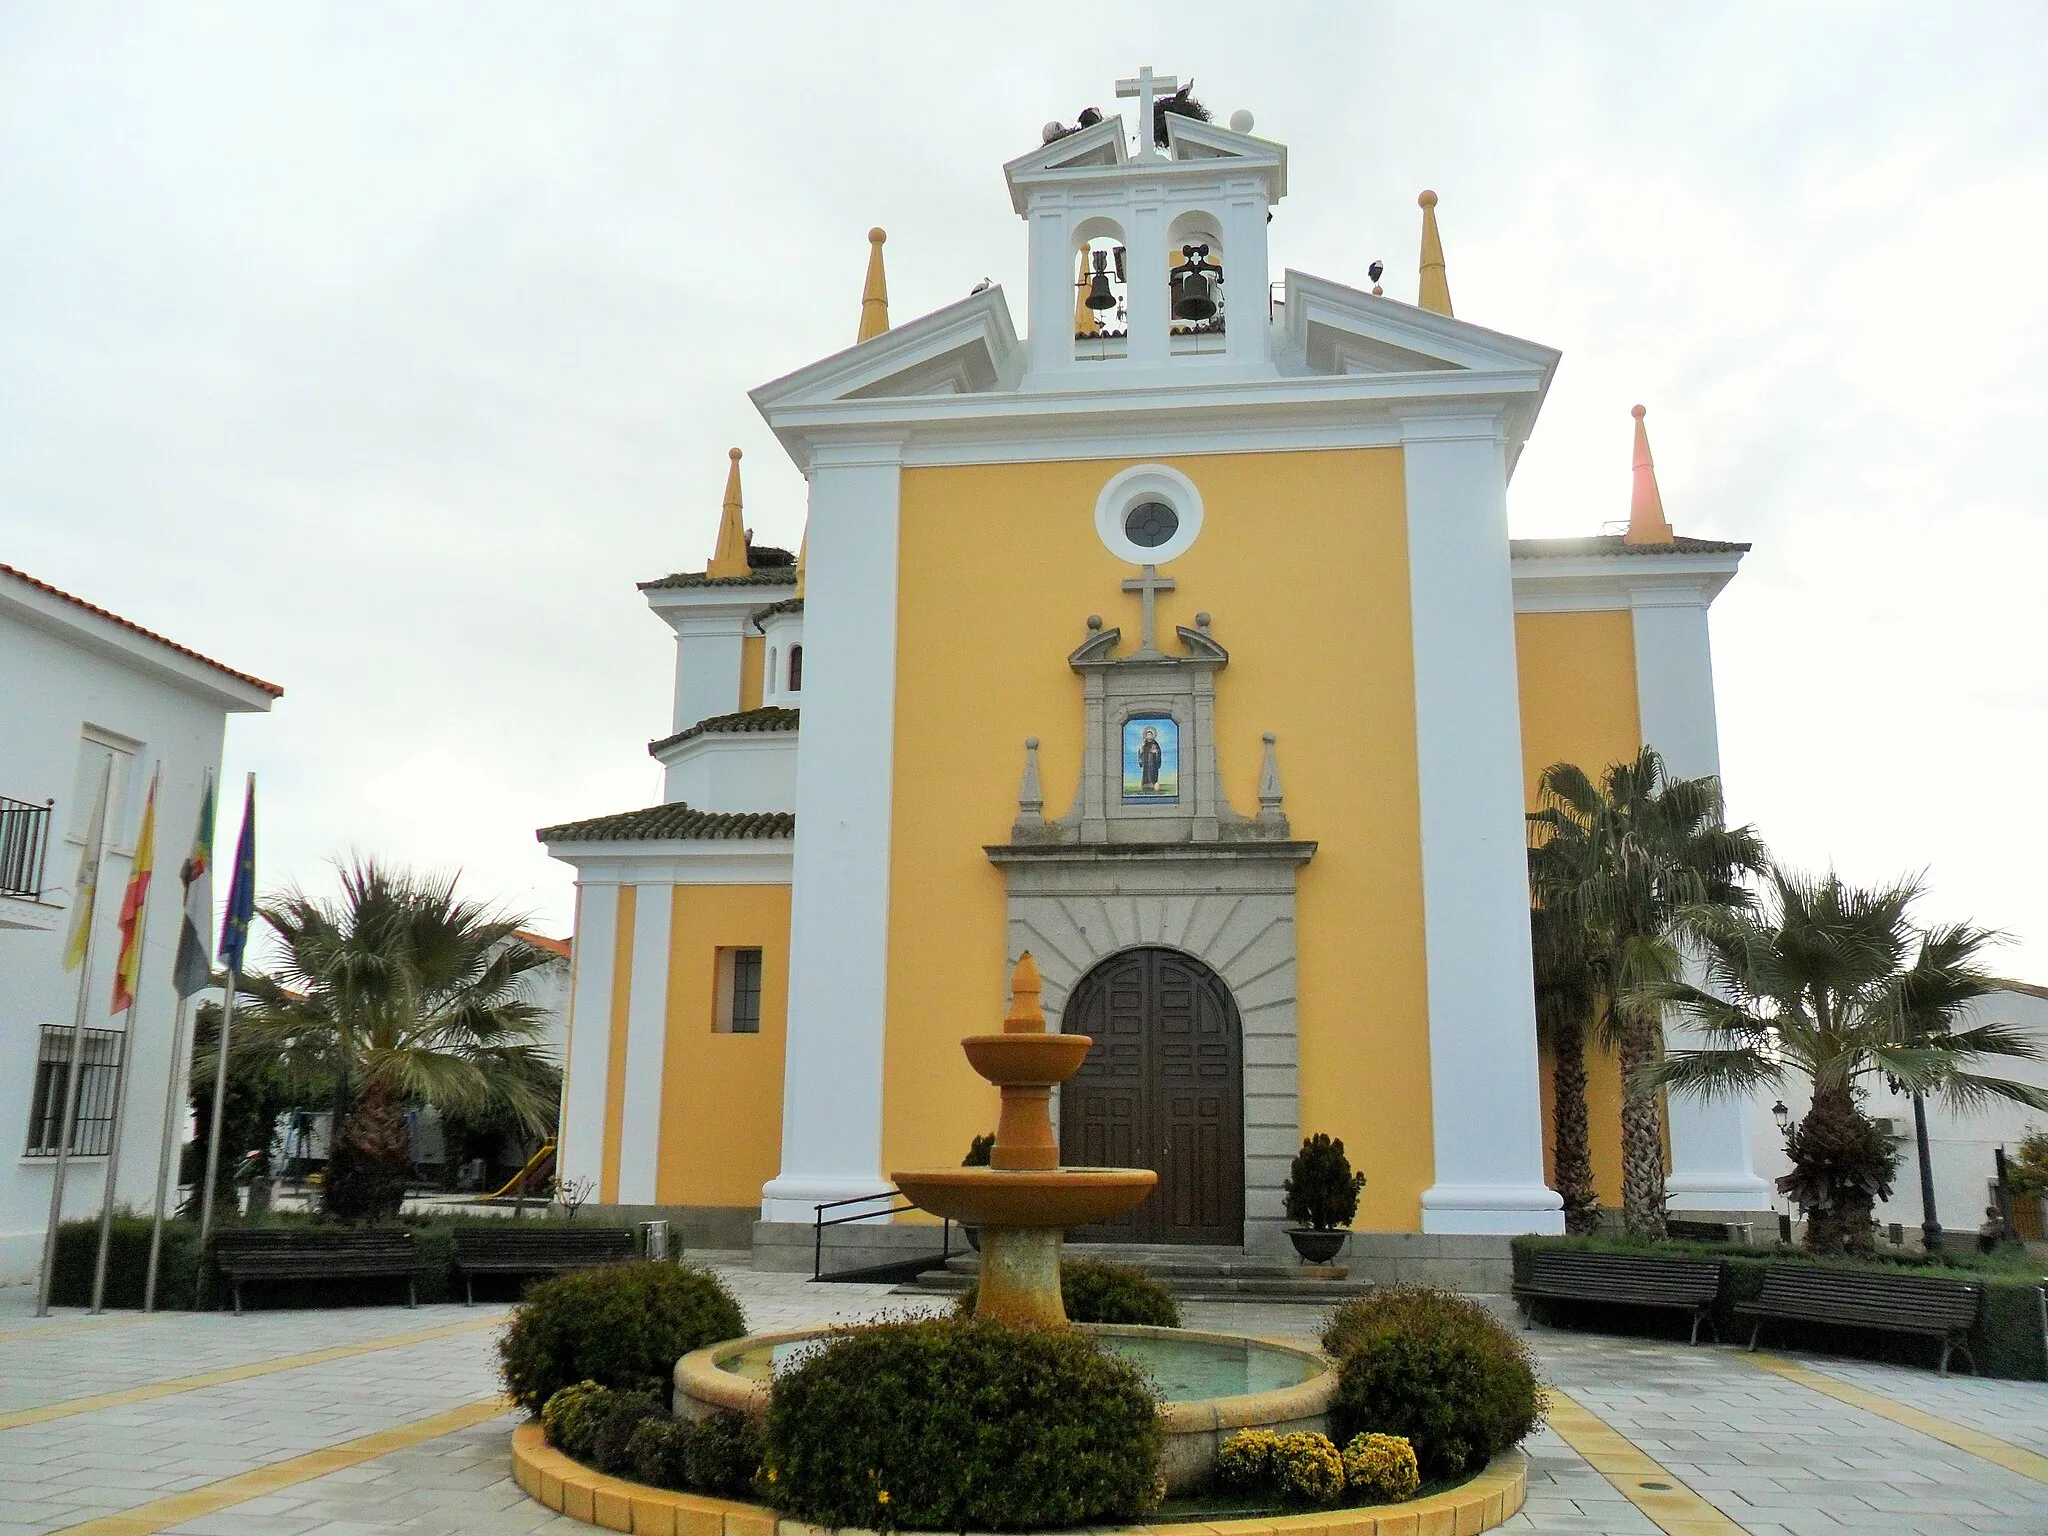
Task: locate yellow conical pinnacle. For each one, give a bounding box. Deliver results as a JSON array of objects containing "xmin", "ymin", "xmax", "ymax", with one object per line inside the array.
[
  {"xmin": 1625, "ymin": 404, "xmax": 1677, "ymax": 545},
  {"xmin": 706, "ymin": 447, "xmax": 750, "ymax": 578},
  {"xmin": 1417, "ymin": 190, "xmax": 1453, "ymax": 317},
  {"xmin": 794, "ymin": 526, "xmax": 807, "ymax": 599},
  {"xmin": 1003, "ymin": 952, "xmax": 1045, "ymax": 1033},
  {"xmin": 1074, "ymin": 248, "xmax": 1100, "ymax": 337},
  {"xmin": 858, "ymin": 227, "xmax": 890, "ymax": 343}
]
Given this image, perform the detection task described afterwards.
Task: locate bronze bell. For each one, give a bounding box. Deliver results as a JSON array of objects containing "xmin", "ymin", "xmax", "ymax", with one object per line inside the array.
[{"xmin": 1084, "ymin": 250, "xmax": 1117, "ymax": 311}]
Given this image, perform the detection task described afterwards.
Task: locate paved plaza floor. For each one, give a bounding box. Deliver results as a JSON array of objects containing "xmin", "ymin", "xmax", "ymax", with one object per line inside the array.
[{"xmin": 1, "ymin": 1263, "xmax": 2044, "ymax": 1536}]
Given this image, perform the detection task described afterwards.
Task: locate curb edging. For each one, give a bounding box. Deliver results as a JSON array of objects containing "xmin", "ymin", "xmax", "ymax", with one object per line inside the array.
[{"xmin": 510, "ymin": 1422, "xmax": 1528, "ymax": 1536}]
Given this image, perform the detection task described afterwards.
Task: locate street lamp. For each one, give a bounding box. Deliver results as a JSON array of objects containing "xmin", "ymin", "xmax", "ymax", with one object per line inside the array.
[{"xmin": 1771, "ymin": 1100, "xmax": 1791, "ymax": 1136}]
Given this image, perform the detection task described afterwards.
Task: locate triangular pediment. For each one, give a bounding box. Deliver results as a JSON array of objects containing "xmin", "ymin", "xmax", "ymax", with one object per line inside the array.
[
  {"xmin": 1282, "ymin": 270, "xmax": 1560, "ymax": 379},
  {"xmin": 1161, "ymin": 117, "xmax": 1287, "ymax": 193},
  {"xmin": 1003, "ymin": 115, "xmax": 1129, "ymax": 179},
  {"xmin": 749, "ymin": 284, "xmax": 1022, "ymax": 417}
]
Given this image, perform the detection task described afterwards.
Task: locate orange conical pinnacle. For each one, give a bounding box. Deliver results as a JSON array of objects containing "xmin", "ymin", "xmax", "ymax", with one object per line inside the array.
[{"xmin": 1625, "ymin": 405, "xmax": 1676, "ymax": 545}]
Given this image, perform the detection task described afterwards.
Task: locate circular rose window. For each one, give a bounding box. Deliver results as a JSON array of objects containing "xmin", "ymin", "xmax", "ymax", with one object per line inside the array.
[
  {"xmin": 1094, "ymin": 466, "xmax": 1204, "ymax": 565},
  {"xmin": 1124, "ymin": 501, "xmax": 1180, "ymax": 549}
]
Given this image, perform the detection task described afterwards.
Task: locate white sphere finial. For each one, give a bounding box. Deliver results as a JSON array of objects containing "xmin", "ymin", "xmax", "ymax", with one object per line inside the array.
[
  {"xmin": 1228, "ymin": 109, "xmax": 1254, "ymax": 134},
  {"xmin": 1042, "ymin": 121, "xmax": 1065, "ymax": 144}
]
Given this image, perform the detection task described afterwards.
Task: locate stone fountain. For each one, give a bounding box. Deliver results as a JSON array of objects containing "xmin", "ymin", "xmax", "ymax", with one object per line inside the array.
[{"xmin": 889, "ymin": 953, "xmax": 1157, "ymax": 1326}]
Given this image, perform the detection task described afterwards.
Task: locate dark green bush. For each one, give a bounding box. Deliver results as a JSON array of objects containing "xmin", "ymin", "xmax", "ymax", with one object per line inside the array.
[
  {"xmin": 953, "ymin": 1259, "xmax": 1180, "ymax": 1327},
  {"xmin": 1510, "ymin": 1235, "xmax": 2048, "ymax": 1381},
  {"xmin": 48, "ymin": 1216, "xmax": 209, "ymax": 1310},
  {"xmin": 764, "ymin": 1317, "xmax": 1162, "ymax": 1530},
  {"xmin": 499, "ymin": 1261, "xmax": 745, "ymax": 1414},
  {"xmin": 1283, "ymin": 1134, "xmax": 1365, "ymax": 1231},
  {"xmin": 542, "ymin": 1382, "xmax": 613, "ymax": 1460},
  {"xmin": 687, "ymin": 1410, "xmax": 767, "ymax": 1499},
  {"xmin": 1324, "ymin": 1287, "xmax": 1543, "ymax": 1481},
  {"xmin": 628, "ymin": 1417, "xmax": 696, "ymax": 1490},
  {"xmin": 591, "ymin": 1391, "xmax": 665, "ymax": 1475}
]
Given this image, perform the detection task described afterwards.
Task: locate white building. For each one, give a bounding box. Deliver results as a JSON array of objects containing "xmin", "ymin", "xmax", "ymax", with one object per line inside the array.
[
  {"xmin": 1744, "ymin": 981, "xmax": 2048, "ymax": 1245},
  {"xmin": 0, "ymin": 562, "xmax": 279, "ymax": 1282}
]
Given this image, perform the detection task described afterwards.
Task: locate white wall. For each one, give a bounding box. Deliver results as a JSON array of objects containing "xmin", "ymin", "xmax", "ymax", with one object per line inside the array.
[
  {"xmin": 1743, "ymin": 982, "xmax": 2048, "ymax": 1242},
  {"xmin": 0, "ymin": 603, "xmax": 269, "ymax": 1282},
  {"xmin": 658, "ymin": 734, "xmax": 798, "ymax": 812}
]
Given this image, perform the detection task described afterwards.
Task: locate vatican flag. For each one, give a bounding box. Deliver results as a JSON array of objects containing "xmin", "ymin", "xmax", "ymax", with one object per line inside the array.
[{"xmin": 61, "ymin": 757, "xmax": 113, "ymax": 971}]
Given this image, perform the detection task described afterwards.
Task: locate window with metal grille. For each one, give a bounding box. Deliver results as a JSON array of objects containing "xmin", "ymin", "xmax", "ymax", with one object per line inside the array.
[
  {"xmin": 715, "ymin": 947, "xmax": 764, "ymax": 1035},
  {"xmin": 25, "ymin": 1025, "xmax": 123, "ymax": 1156}
]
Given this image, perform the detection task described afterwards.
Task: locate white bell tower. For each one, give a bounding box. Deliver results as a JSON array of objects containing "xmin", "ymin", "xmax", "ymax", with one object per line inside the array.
[{"xmin": 1002, "ymin": 69, "xmax": 1287, "ymax": 386}]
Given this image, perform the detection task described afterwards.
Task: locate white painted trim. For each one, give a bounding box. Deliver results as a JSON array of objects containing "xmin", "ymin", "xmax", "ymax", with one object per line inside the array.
[
  {"xmin": 1093, "ymin": 463, "xmax": 1205, "ymax": 565},
  {"xmin": 616, "ymin": 882, "xmax": 673, "ymax": 1205},
  {"xmin": 763, "ymin": 445, "xmax": 904, "ymax": 1222},
  {"xmin": 546, "ymin": 842, "xmax": 793, "ymax": 886},
  {"xmin": 1401, "ymin": 414, "xmax": 1564, "ymax": 1236},
  {"xmin": 558, "ymin": 882, "xmax": 620, "ymax": 1191}
]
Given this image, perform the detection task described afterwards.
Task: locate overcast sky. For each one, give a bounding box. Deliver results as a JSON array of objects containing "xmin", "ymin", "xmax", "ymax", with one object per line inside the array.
[{"xmin": 4, "ymin": 5, "xmax": 2045, "ymax": 977}]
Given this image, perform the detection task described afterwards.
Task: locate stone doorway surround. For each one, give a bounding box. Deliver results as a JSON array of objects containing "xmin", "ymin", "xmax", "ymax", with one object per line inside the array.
[{"xmin": 986, "ymin": 590, "xmax": 1314, "ymax": 1255}]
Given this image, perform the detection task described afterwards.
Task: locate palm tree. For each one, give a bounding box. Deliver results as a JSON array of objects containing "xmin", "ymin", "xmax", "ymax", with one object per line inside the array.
[
  {"xmin": 1528, "ymin": 748, "xmax": 1766, "ymax": 1239},
  {"xmin": 233, "ymin": 859, "xmax": 558, "ymax": 1221},
  {"xmin": 1530, "ymin": 887, "xmax": 1602, "ymax": 1235},
  {"xmin": 1646, "ymin": 868, "xmax": 2048, "ymax": 1255}
]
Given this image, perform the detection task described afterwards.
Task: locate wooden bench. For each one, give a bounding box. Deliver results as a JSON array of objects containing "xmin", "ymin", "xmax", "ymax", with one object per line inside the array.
[
  {"xmin": 1736, "ymin": 1264, "xmax": 1983, "ymax": 1376},
  {"xmin": 211, "ymin": 1229, "xmax": 425, "ymax": 1315},
  {"xmin": 451, "ymin": 1225, "xmax": 637, "ymax": 1304},
  {"xmin": 1514, "ymin": 1250, "xmax": 1724, "ymax": 1344}
]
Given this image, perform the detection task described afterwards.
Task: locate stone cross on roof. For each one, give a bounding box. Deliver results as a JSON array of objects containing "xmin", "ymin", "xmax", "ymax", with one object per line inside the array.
[
  {"xmin": 1120, "ymin": 563, "xmax": 1176, "ymax": 656},
  {"xmin": 1115, "ymin": 66, "xmax": 1178, "ymax": 160}
]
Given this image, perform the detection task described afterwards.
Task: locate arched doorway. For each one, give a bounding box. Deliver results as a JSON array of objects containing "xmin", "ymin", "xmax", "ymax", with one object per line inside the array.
[{"xmin": 1060, "ymin": 946, "xmax": 1244, "ymax": 1245}]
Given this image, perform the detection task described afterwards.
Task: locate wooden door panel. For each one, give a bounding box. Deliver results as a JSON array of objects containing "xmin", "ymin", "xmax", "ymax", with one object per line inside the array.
[{"xmin": 1061, "ymin": 947, "xmax": 1244, "ymax": 1245}]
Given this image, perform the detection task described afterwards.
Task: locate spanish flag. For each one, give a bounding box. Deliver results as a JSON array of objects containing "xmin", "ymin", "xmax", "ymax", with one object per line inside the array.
[{"xmin": 111, "ymin": 766, "xmax": 160, "ymax": 1014}]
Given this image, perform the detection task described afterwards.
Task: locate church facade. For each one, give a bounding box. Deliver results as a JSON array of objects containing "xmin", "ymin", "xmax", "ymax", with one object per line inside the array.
[{"xmin": 539, "ymin": 79, "xmax": 1770, "ymax": 1254}]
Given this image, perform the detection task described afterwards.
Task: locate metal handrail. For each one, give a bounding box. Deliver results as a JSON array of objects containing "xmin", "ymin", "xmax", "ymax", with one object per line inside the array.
[
  {"xmin": 812, "ymin": 1187, "xmax": 954, "ymax": 1281},
  {"xmin": 0, "ymin": 796, "xmax": 53, "ymax": 901}
]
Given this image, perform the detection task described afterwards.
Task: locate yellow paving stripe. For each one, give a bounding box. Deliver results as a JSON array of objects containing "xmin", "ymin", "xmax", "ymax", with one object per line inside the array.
[
  {"xmin": 51, "ymin": 1395, "xmax": 511, "ymax": 1536},
  {"xmin": 1743, "ymin": 1351, "xmax": 2048, "ymax": 1485},
  {"xmin": 1544, "ymin": 1389, "xmax": 1749, "ymax": 1536},
  {"xmin": 0, "ymin": 1315, "xmax": 501, "ymax": 1432}
]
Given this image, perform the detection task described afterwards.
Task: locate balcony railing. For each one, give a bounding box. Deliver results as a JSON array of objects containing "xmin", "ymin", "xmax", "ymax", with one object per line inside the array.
[{"xmin": 0, "ymin": 796, "xmax": 53, "ymax": 900}]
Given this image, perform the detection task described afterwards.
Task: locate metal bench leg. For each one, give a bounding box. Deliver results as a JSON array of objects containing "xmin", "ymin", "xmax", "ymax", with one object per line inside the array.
[
  {"xmin": 1937, "ymin": 1338, "xmax": 1951, "ymax": 1377},
  {"xmin": 1688, "ymin": 1310, "xmax": 1701, "ymax": 1346},
  {"xmin": 1957, "ymin": 1340, "xmax": 1977, "ymax": 1377},
  {"xmin": 233, "ymin": 1279, "xmax": 243, "ymax": 1317},
  {"xmin": 464, "ymin": 1275, "xmax": 473, "ymax": 1307},
  {"xmin": 408, "ymin": 1279, "xmax": 417, "ymax": 1309},
  {"xmin": 1747, "ymin": 1319, "xmax": 1761, "ymax": 1352}
]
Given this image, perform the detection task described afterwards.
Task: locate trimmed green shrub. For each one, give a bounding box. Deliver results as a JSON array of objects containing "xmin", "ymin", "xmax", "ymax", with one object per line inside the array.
[
  {"xmin": 687, "ymin": 1409, "xmax": 767, "ymax": 1498},
  {"xmin": 499, "ymin": 1261, "xmax": 745, "ymax": 1414},
  {"xmin": 1509, "ymin": 1235, "xmax": 2048, "ymax": 1381},
  {"xmin": 1342, "ymin": 1433, "xmax": 1421, "ymax": 1501},
  {"xmin": 1283, "ymin": 1134, "xmax": 1365, "ymax": 1231},
  {"xmin": 1272, "ymin": 1431, "xmax": 1344, "ymax": 1504},
  {"xmin": 1213, "ymin": 1428, "xmax": 1280, "ymax": 1492},
  {"xmin": 764, "ymin": 1316, "xmax": 1162, "ymax": 1530},
  {"xmin": 591, "ymin": 1392, "xmax": 665, "ymax": 1475},
  {"xmin": 628, "ymin": 1416, "xmax": 696, "ymax": 1491},
  {"xmin": 48, "ymin": 1216, "xmax": 209, "ymax": 1310},
  {"xmin": 542, "ymin": 1382, "xmax": 613, "ymax": 1460},
  {"xmin": 1324, "ymin": 1287, "xmax": 1543, "ymax": 1481},
  {"xmin": 953, "ymin": 1259, "xmax": 1180, "ymax": 1326}
]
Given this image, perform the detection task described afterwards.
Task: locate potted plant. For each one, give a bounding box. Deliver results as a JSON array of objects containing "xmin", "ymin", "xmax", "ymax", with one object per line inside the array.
[
  {"xmin": 1282, "ymin": 1133, "xmax": 1364, "ymax": 1263},
  {"xmin": 960, "ymin": 1133, "xmax": 995, "ymax": 1251}
]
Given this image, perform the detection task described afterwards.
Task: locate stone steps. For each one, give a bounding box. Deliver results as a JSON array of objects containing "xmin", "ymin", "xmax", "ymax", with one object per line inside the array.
[{"xmin": 896, "ymin": 1243, "xmax": 1376, "ymax": 1302}]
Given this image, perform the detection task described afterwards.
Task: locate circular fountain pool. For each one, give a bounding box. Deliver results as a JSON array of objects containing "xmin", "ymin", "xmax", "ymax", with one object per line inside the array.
[{"xmin": 676, "ymin": 1324, "xmax": 1335, "ymax": 1494}]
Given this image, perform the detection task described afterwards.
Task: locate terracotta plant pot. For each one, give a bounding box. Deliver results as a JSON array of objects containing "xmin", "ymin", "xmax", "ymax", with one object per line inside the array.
[{"xmin": 1287, "ymin": 1227, "xmax": 1346, "ymax": 1264}]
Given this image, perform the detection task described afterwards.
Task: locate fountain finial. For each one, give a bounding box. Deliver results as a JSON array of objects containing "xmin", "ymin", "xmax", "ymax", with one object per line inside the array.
[{"xmin": 1004, "ymin": 952, "xmax": 1045, "ymax": 1034}]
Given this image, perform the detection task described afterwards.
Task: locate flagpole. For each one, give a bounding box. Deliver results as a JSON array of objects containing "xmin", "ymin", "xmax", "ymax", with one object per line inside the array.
[
  {"xmin": 92, "ymin": 866, "xmax": 155, "ymax": 1311},
  {"xmin": 143, "ymin": 991, "xmax": 192, "ymax": 1314},
  {"xmin": 196, "ymin": 772, "xmax": 254, "ymax": 1271},
  {"xmin": 35, "ymin": 757, "xmax": 114, "ymax": 1318}
]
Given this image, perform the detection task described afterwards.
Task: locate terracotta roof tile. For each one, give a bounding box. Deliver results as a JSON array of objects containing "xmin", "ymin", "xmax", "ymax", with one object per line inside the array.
[
  {"xmin": 536, "ymin": 802, "xmax": 795, "ymax": 844},
  {"xmin": 648, "ymin": 706, "xmax": 799, "ymax": 757},
  {"xmin": 750, "ymin": 597, "xmax": 805, "ymax": 628},
  {"xmin": 1510, "ymin": 534, "xmax": 1750, "ymax": 559},
  {"xmin": 512, "ymin": 929, "xmax": 571, "ymax": 961},
  {"xmin": 0, "ymin": 563, "xmax": 283, "ymax": 696},
  {"xmin": 639, "ymin": 568, "xmax": 799, "ymax": 591}
]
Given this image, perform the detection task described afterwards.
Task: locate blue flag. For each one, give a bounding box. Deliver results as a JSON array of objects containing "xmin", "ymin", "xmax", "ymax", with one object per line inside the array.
[{"xmin": 217, "ymin": 776, "xmax": 256, "ymax": 979}]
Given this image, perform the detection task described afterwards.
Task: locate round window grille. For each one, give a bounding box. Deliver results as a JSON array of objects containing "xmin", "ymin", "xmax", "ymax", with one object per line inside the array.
[{"xmin": 1124, "ymin": 501, "xmax": 1180, "ymax": 549}]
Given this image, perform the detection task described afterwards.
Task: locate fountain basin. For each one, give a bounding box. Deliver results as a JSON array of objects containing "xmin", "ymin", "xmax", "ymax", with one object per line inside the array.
[
  {"xmin": 675, "ymin": 1324, "xmax": 1335, "ymax": 1494},
  {"xmin": 960, "ymin": 1031, "xmax": 1094, "ymax": 1085},
  {"xmin": 889, "ymin": 1166, "xmax": 1156, "ymax": 1228}
]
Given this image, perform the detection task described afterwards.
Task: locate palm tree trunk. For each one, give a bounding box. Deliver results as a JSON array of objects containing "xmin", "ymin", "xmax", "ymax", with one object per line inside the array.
[
  {"xmin": 324, "ymin": 1076, "xmax": 412, "ymax": 1222},
  {"xmin": 1796, "ymin": 1086, "xmax": 1880, "ymax": 1258},
  {"xmin": 1550, "ymin": 1016, "xmax": 1601, "ymax": 1235},
  {"xmin": 1616, "ymin": 1006, "xmax": 1668, "ymax": 1240}
]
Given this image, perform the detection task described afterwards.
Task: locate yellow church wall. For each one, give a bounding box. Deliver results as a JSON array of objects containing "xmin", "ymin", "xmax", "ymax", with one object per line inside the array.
[
  {"xmin": 739, "ymin": 636, "xmax": 765, "ymax": 712},
  {"xmin": 655, "ymin": 884, "xmax": 791, "ymax": 1206},
  {"xmin": 881, "ymin": 449, "xmax": 1433, "ymax": 1230},
  {"xmin": 1514, "ymin": 608, "xmax": 1639, "ymax": 1209},
  {"xmin": 599, "ymin": 885, "xmax": 638, "ymax": 1204}
]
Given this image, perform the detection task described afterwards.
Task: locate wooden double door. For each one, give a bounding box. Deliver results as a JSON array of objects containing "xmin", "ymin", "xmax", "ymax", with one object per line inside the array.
[{"xmin": 1059, "ymin": 946, "xmax": 1245, "ymax": 1245}]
